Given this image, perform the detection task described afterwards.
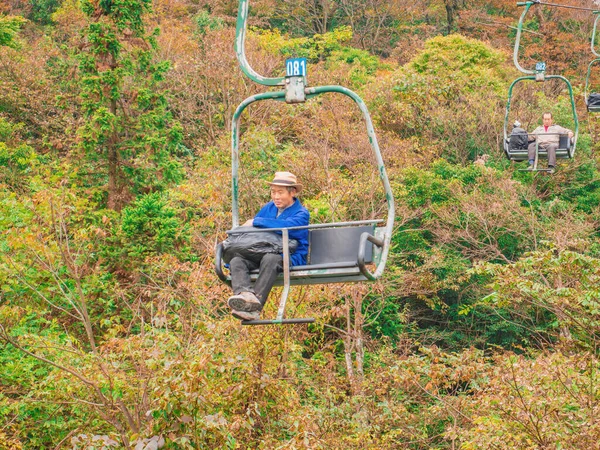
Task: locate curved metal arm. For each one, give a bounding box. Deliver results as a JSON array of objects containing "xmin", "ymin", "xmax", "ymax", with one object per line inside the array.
[
  {"xmin": 214, "ymin": 243, "xmax": 228, "ymax": 283},
  {"xmin": 585, "ymin": 58, "xmax": 600, "ymax": 103},
  {"xmin": 231, "ymin": 91, "xmax": 287, "ymax": 227},
  {"xmin": 592, "ymin": 12, "xmax": 600, "ymax": 57},
  {"xmin": 231, "ymin": 86, "xmax": 395, "ymax": 278},
  {"xmin": 357, "ymin": 232, "xmax": 384, "ymax": 281},
  {"xmin": 503, "ymin": 75, "xmax": 578, "ymax": 158},
  {"xmin": 513, "ymin": 2, "xmax": 538, "ymax": 75},
  {"xmin": 235, "ymin": 0, "xmax": 285, "ymax": 86}
]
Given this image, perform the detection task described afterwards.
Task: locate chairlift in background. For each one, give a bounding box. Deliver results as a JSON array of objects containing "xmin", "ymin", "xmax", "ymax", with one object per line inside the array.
[
  {"xmin": 503, "ymin": 1, "xmax": 579, "ymax": 171},
  {"xmin": 584, "ymin": 12, "xmax": 600, "ymax": 112}
]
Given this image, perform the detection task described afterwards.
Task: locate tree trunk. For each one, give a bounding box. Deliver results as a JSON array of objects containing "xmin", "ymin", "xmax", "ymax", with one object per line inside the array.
[
  {"xmin": 445, "ymin": 0, "xmax": 455, "ymax": 34},
  {"xmin": 107, "ymin": 97, "xmax": 119, "ymax": 211}
]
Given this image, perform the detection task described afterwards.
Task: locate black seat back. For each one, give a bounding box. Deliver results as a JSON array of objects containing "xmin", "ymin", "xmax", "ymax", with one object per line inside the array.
[
  {"xmin": 558, "ymin": 135, "xmax": 570, "ymax": 150},
  {"xmin": 308, "ymin": 225, "xmax": 374, "ymax": 266}
]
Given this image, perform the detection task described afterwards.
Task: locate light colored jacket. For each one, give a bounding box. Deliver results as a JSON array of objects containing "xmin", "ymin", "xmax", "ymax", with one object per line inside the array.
[{"xmin": 531, "ymin": 124, "xmax": 572, "ymax": 146}]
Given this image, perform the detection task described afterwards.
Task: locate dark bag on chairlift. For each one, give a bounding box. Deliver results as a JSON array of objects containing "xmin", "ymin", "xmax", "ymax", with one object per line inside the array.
[
  {"xmin": 222, "ymin": 226, "xmax": 299, "ymax": 264},
  {"xmin": 588, "ymin": 93, "xmax": 600, "ymax": 108},
  {"xmin": 509, "ymin": 127, "xmax": 529, "ymax": 150}
]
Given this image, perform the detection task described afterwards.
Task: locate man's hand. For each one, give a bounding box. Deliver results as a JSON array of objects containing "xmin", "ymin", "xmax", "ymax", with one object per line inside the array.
[
  {"xmin": 568, "ymin": 131, "xmax": 574, "ymax": 139},
  {"xmin": 243, "ymin": 219, "xmax": 253, "ymax": 226}
]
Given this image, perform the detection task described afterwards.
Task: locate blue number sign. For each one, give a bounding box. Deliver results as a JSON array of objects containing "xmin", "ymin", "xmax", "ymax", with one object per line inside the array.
[
  {"xmin": 286, "ymin": 58, "xmax": 307, "ymax": 77},
  {"xmin": 535, "ymin": 61, "xmax": 546, "ymax": 72}
]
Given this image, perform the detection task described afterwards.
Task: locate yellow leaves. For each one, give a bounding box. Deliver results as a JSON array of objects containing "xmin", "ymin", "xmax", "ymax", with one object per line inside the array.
[{"xmin": 0, "ymin": 433, "xmax": 23, "ymax": 450}]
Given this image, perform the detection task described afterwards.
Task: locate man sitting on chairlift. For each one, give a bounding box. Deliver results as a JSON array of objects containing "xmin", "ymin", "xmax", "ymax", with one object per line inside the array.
[
  {"xmin": 527, "ymin": 112, "xmax": 573, "ymax": 174},
  {"xmin": 227, "ymin": 172, "xmax": 309, "ymax": 321}
]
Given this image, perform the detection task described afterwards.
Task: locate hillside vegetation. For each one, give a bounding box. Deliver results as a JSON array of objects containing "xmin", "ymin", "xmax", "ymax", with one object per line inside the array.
[{"xmin": 2, "ymin": 0, "xmax": 600, "ymax": 448}]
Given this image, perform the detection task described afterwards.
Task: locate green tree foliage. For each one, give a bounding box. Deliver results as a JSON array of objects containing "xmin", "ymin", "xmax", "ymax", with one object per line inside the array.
[
  {"xmin": 0, "ymin": 118, "xmax": 42, "ymax": 193},
  {"xmin": 28, "ymin": 0, "xmax": 61, "ymax": 25},
  {"xmin": 460, "ymin": 352, "xmax": 600, "ymax": 449},
  {"xmin": 76, "ymin": 0, "xmax": 184, "ymax": 210},
  {"xmin": 472, "ymin": 249, "xmax": 600, "ymax": 347},
  {"xmin": 118, "ymin": 191, "xmax": 191, "ymax": 262},
  {"xmin": 371, "ymin": 34, "xmax": 509, "ymax": 162},
  {"xmin": 0, "ymin": 15, "xmax": 26, "ymax": 48}
]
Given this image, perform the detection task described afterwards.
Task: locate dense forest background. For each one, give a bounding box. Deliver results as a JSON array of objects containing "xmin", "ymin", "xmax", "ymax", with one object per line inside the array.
[{"xmin": 2, "ymin": 0, "xmax": 600, "ymax": 448}]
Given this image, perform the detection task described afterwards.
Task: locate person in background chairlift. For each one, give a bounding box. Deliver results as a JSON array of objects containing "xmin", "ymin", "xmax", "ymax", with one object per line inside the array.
[
  {"xmin": 527, "ymin": 112, "xmax": 573, "ymax": 174},
  {"xmin": 509, "ymin": 120, "xmax": 529, "ymax": 151},
  {"xmin": 227, "ymin": 172, "xmax": 309, "ymax": 321}
]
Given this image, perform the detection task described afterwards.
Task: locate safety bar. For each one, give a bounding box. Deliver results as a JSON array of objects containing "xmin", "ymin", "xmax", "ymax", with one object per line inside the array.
[
  {"xmin": 357, "ymin": 232, "xmax": 385, "ymax": 281},
  {"xmin": 276, "ymin": 228, "xmax": 291, "ymax": 321},
  {"xmin": 225, "ymin": 220, "xmax": 383, "ymax": 234},
  {"xmin": 519, "ymin": 132, "xmax": 574, "ymax": 137}
]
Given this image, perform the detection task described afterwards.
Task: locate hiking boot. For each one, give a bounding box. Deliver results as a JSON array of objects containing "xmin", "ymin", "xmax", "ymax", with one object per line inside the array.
[
  {"xmin": 228, "ymin": 291, "xmax": 261, "ymax": 312},
  {"xmin": 231, "ymin": 309, "xmax": 260, "ymax": 321},
  {"xmin": 547, "ymin": 166, "xmax": 555, "ymax": 174},
  {"xmin": 526, "ymin": 164, "xmax": 534, "ymax": 171}
]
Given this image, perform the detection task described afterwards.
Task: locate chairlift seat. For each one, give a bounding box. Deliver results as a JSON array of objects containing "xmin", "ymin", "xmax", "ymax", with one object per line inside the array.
[
  {"xmin": 505, "ymin": 135, "xmax": 573, "ymax": 161},
  {"xmin": 215, "ymin": 224, "xmax": 381, "ymax": 286}
]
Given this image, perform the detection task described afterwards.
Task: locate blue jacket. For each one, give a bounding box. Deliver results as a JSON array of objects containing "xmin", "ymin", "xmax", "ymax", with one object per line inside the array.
[{"xmin": 252, "ymin": 198, "xmax": 310, "ymax": 266}]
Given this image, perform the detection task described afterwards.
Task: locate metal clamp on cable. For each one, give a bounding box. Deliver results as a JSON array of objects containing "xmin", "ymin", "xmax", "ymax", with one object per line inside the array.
[
  {"xmin": 535, "ymin": 61, "xmax": 546, "ymax": 82},
  {"xmin": 285, "ymin": 57, "xmax": 308, "ymax": 104}
]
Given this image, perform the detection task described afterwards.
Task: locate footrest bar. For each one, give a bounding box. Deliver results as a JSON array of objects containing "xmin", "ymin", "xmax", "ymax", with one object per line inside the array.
[{"xmin": 242, "ymin": 318, "xmax": 315, "ymax": 326}]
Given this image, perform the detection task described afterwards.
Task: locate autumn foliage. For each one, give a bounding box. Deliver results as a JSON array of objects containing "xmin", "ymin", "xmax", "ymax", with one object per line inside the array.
[{"xmin": 2, "ymin": 0, "xmax": 600, "ymax": 448}]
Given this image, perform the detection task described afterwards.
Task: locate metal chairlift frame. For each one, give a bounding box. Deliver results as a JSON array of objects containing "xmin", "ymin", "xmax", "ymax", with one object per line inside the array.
[
  {"xmin": 215, "ymin": 0, "xmax": 395, "ymax": 325},
  {"xmin": 584, "ymin": 12, "xmax": 600, "ymax": 112},
  {"xmin": 503, "ymin": 1, "xmax": 579, "ymax": 169}
]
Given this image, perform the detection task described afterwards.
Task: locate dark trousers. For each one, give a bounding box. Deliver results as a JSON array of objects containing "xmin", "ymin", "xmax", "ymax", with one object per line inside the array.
[
  {"xmin": 528, "ymin": 142, "xmax": 558, "ymax": 167},
  {"xmin": 230, "ymin": 254, "xmax": 283, "ymax": 307}
]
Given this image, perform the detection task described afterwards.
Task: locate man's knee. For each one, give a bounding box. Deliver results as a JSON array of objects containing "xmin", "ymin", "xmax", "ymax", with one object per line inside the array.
[
  {"xmin": 261, "ymin": 253, "xmax": 283, "ymax": 268},
  {"xmin": 229, "ymin": 256, "xmax": 246, "ymax": 269}
]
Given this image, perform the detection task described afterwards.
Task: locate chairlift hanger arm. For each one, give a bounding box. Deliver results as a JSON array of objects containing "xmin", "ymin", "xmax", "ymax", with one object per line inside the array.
[
  {"xmin": 513, "ymin": 2, "xmax": 536, "ymax": 75},
  {"xmin": 235, "ymin": 0, "xmax": 285, "ymax": 86},
  {"xmin": 585, "ymin": 58, "xmax": 600, "ymax": 102},
  {"xmin": 514, "ymin": 2, "xmax": 600, "ymax": 74},
  {"xmin": 592, "ymin": 12, "xmax": 600, "ymax": 57}
]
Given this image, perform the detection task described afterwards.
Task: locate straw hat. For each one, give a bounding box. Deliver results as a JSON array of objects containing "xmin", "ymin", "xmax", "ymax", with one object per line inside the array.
[{"xmin": 267, "ymin": 171, "xmax": 302, "ymax": 193}]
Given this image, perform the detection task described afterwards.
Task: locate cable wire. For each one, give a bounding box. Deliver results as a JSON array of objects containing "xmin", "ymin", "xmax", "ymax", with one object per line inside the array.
[{"xmin": 536, "ymin": 1, "xmax": 599, "ymax": 13}]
